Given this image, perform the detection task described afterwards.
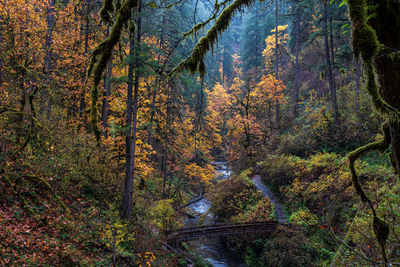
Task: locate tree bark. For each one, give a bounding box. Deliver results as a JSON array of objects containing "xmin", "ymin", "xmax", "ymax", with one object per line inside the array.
[
  {"xmin": 293, "ymin": 1, "xmax": 300, "ymax": 118},
  {"xmin": 78, "ymin": 0, "xmax": 91, "ymax": 129},
  {"xmin": 369, "ymin": 1, "xmax": 400, "ymax": 174},
  {"xmin": 101, "ymin": 29, "xmax": 113, "ymax": 139},
  {"xmin": 102, "ymin": 58, "xmax": 112, "ymax": 139},
  {"xmin": 162, "ymin": 85, "xmax": 171, "ymax": 198},
  {"xmin": 121, "ymin": 37, "xmax": 135, "ymax": 219},
  {"xmin": 42, "ymin": 0, "xmax": 55, "ymax": 118},
  {"xmin": 0, "ymin": 18, "xmax": 3, "ymax": 88},
  {"xmin": 323, "ymin": 0, "xmax": 338, "ymax": 123},
  {"xmin": 121, "ymin": 2, "xmax": 142, "ymax": 219},
  {"xmin": 274, "ymin": 0, "xmax": 280, "ymax": 131},
  {"xmin": 329, "ymin": 13, "xmax": 338, "ymax": 116},
  {"xmin": 355, "ymin": 57, "xmax": 361, "ymax": 117},
  {"xmin": 148, "ymin": 14, "xmax": 166, "ymax": 144}
]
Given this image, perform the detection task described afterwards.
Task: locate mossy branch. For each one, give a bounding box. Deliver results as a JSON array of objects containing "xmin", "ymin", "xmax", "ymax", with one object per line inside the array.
[
  {"xmin": 170, "ymin": 0, "xmax": 254, "ymax": 77},
  {"xmin": 181, "ymin": 0, "xmax": 231, "ymax": 38},
  {"xmin": 348, "ymin": 122, "xmax": 390, "ymax": 209},
  {"xmin": 85, "ymin": 0, "xmax": 138, "ymax": 143},
  {"xmin": 347, "ymin": 121, "xmax": 391, "ymax": 262}
]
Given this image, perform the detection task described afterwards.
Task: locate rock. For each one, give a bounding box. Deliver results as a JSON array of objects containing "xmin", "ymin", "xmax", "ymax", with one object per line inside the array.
[{"xmin": 186, "ymin": 207, "xmax": 201, "ymax": 218}]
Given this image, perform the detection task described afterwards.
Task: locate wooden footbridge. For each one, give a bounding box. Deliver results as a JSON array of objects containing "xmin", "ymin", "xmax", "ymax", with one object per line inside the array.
[{"xmin": 166, "ymin": 221, "xmax": 285, "ymax": 243}]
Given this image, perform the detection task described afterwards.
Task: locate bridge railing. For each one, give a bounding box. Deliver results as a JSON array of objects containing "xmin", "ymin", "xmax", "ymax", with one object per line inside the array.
[{"xmin": 166, "ymin": 220, "xmax": 289, "ymax": 242}]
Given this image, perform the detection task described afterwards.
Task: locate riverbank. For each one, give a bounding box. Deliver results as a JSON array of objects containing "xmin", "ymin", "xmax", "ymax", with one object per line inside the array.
[{"xmin": 183, "ymin": 162, "xmax": 247, "ymax": 267}]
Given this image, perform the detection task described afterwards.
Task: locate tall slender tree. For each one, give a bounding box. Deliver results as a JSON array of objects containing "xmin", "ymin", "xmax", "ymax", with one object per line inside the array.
[{"xmin": 121, "ymin": 2, "xmax": 143, "ymax": 219}]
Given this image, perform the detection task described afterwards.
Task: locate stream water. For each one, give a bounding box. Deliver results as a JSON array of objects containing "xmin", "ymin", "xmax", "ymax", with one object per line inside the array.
[{"xmin": 183, "ymin": 162, "xmax": 247, "ymax": 267}]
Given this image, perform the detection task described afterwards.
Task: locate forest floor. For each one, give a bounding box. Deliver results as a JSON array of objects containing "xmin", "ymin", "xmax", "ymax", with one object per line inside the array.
[{"xmin": 252, "ymin": 175, "xmax": 288, "ymax": 223}]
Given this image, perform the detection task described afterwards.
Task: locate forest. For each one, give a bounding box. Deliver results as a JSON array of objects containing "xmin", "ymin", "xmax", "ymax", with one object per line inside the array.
[{"xmin": 1, "ymin": 0, "xmax": 400, "ymax": 266}]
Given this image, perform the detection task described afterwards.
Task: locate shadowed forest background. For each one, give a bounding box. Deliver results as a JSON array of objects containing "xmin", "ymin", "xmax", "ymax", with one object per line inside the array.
[{"xmin": 1, "ymin": 0, "xmax": 400, "ymax": 265}]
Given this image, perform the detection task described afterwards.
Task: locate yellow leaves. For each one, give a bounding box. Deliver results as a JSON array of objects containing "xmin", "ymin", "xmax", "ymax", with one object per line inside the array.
[
  {"xmin": 100, "ymin": 220, "xmax": 135, "ymax": 254},
  {"xmin": 302, "ymin": 90, "xmax": 333, "ymax": 141},
  {"xmin": 262, "ymin": 24, "xmax": 289, "ymax": 72},
  {"xmin": 149, "ymin": 199, "xmax": 175, "ymax": 230},
  {"xmin": 184, "ymin": 163, "xmax": 214, "ymax": 187},
  {"xmin": 233, "ymin": 197, "xmax": 273, "ymax": 223},
  {"xmin": 289, "ymin": 208, "xmax": 319, "ymax": 226},
  {"xmin": 136, "ymin": 251, "xmax": 156, "ymax": 267},
  {"xmin": 206, "ymin": 82, "xmax": 231, "ymax": 116}
]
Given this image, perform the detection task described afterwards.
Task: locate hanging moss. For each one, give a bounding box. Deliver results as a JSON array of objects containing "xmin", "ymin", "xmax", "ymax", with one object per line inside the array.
[
  {"xmin": 171, "ymin": 0, "xmax": 255, "ymax": 77},
  {"xmin": 347, "ymin": 0, "xmax": 395, "ymax": 263},
  {"xmin": 86, "ymin": 0, "xmax": 138, "ymax": 143}
]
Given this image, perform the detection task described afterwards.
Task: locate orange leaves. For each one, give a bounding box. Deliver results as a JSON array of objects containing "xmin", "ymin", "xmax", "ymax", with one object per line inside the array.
[{"xmin": 254, "ymin": 74, "xmax": 285, "ymax": 104}]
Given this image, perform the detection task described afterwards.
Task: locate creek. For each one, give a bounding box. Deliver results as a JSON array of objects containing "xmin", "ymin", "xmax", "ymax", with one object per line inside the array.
[{"xmin": 183, "ymin": 162, "xmax": 247, "ymax": 267}]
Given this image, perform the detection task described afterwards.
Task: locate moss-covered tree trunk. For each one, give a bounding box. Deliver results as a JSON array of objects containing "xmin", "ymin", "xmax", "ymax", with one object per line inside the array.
[
  {"xmin": 347, "ymin": 0, "xmax": 400, "ymax": 263},
  {"xmin": 370, "ymin": 1, "xmax": 400, "ymax": 174}
]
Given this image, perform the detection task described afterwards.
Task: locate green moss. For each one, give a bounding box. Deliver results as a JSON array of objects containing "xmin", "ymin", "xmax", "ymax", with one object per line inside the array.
[
  {"xmin": 86, "ymin": 0, "xmax": 138, "ymax": 143},
  {"xmin": 347, "ymin": 0, "xmax": 400, "ymax": 118},
  {"xmin": 348, "ymin": 122, "xmax": 389, "ymax": 205},
  {"xmin": 171, "ymin": 0, "xmax": 254, "ymax": 76},
  {"xmin": 352, "ymin": 24, "xmax": 378, "ymax": 60}
]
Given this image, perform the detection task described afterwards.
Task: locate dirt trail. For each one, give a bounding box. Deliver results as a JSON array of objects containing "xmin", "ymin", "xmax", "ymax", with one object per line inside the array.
[{"xmin": 252, "ymin": 175, "xmax": 288, "ymax": 223}]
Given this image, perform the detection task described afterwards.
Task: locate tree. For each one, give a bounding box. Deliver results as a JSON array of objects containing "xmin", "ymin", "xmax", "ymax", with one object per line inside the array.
[
  {"xmin": 322, "ymin": 0, "xmax": 339, "ymax": 123},
  {"xmin": 346, "ymin": 0, "xmax": 400, "ymax": 264}
]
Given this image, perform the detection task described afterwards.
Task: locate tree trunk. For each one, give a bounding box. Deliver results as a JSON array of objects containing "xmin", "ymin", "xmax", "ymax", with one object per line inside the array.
[
  {"xmin": 84, "ymin": 0, "xmax": 90, "ymax": 54},
  {"xmin": 274, "ymin": 0, "xmax": 280, "ymax": 131},
  {"xmin": 323, "ymin": 0, "xmax": 338, "ymax": 123},
  {"xmin": 42, "ymin": 0, "xmax": 55, "ymax": 118},
  {"xmin": 329, "ymin": 13, "xmax": 338, "ymax": 117},
  {"xmin": 162, "ymin": 85, "xmax": 171, "ymax": 198},
  {"xmin": 369, "ymin": 1, "xmax": 400, "ymax": 174},
  {"xmin": 121, "ymin": 2, "xmax": 142, "ymax": 219},
  {"xmin": 355, "ymin": 57, "xmax": 361, "ymax": 117},
  {"xmin": 102, "ymin": 58, "xmax": 112, "ymax": 139},
  {"xmin": 101, "ymin": 29, "xmax": 112, "ymax": 139},
  {"xmin": 148, "ymin": 14, "xmax": 166, "ymax": 144},
  {"xmin": 293, "ymin": 1, "xmax": 300, "ymax": 118},
  {"xmin": 78, "ymin": 0, "xmax": 91, "ymax": 129},
  {"xmin": 0, "ymin": 19, "xmax": 3, "ymax": 88},
  {"xmin": 121, "ymin": 37, "xmax": 135, "ymax": 219}
]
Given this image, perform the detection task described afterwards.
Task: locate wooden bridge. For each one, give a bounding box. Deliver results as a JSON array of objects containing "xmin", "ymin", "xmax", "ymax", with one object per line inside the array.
[{"xmin": 166, "ymin": 221, "xmax": 284, "ymax": 243}]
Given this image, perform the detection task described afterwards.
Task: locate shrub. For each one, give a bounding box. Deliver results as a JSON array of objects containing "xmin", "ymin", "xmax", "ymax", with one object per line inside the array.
[
  {"xmin": 207, "ymin": 170, "xmax": 264, "ymax": 220},
  {"xmin": 260, "ymin": 225, "xmax": 321, "ymax": 267}
]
